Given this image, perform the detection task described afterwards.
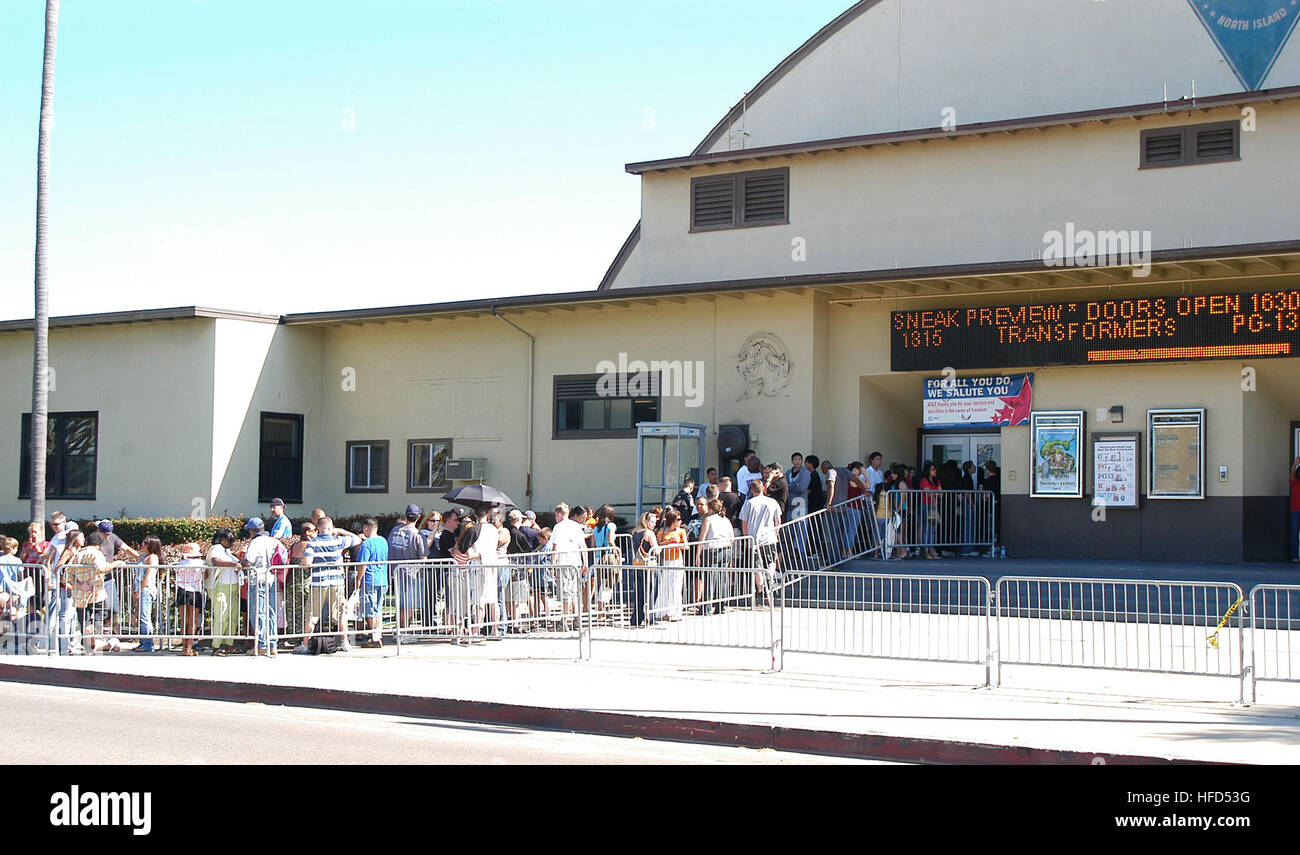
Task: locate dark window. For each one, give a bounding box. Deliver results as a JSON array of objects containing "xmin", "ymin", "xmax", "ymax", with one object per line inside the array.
[
  {"xmin": 18, "ymin": 412, "xmax": 97, "ymax": 500},
  {"xmin": 690, "ymin": 167, "xmax": 789, "ymax": 231},
  {"xmin": 1140, "ymin": 121, "xmax": 1239, "ymax": 169},
  {"xmin": 345, "ymin": 440, "xmax": 389, "ymax": 493},
  {"xmin": 553, "ymin": 374, "xmax": 660, "ymax": 439},
  {"xmin": 407, "ymin": 438, "xmax": 452, "ymax": 492},
  {"xmin": 258, "ymin": 413, "xmax": 303, "ymax": 504}
]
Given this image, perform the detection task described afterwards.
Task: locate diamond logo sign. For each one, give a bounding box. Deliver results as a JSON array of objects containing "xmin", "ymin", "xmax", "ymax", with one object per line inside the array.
[{"xmin": 1187, "ymin": 1, "xmax": 1300, "ymax": 90}]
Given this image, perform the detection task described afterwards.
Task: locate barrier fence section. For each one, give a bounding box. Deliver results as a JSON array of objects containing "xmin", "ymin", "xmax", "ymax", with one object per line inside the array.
[
  {"xmin": 779, "ymin": 572, "xmax": 992, "ymax": 681},
  {"xmin": 883, "ymin": 489, "xmax": 994, "ymax": 559},
  {"xmin": 774, "ymin": 494, "xmax": 881, "ymax": 574},
  {"xmin": 1245, "ymin": 584, "xmax": 1300, "ymax": 704},
  {"xmin": 994, "ymin": 576, "xmax": 1246, "ymax": 701}
]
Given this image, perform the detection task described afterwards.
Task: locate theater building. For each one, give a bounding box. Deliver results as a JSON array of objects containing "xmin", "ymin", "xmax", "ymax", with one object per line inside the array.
[{"xmin": 3, "ymin": 0, "xmax": 1299, "ymax": 562}]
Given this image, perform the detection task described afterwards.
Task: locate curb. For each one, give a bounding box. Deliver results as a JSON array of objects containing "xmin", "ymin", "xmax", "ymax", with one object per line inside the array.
[{"xmin": 0, "ymin": 662, "xmax": 1224, "ymax": 765}]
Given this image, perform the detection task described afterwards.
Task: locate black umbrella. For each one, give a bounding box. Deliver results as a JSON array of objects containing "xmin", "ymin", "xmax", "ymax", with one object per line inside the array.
[{"xmin": 442, "ymin": 483, "xmax": 516, "ymax": 508}]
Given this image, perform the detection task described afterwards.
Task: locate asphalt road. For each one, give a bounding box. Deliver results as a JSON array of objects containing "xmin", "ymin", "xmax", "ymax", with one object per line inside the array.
[{"xmin": 1, "ymin": 682, "xmax": 890, "ymax": 765}]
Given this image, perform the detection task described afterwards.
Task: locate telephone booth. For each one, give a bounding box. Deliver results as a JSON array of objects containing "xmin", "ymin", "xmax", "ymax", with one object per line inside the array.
[{"xmin": 635, "ymin": 422, "xmax": 707, "ymax": 521}]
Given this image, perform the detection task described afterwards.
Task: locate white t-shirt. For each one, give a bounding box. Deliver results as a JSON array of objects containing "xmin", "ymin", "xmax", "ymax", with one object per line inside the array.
[
  {"xmin": 549, "ymin": 518, "xmax": 588, "ymax": 569},
  {"xmin": 243, "ymin": 533, "xmax": 282, "ymax": 582},
  {"xmin": 700, "ymin": 515, "xmax": 735, "ymax": 545},
  {"xmin": 207, "ymin": 544, "xmax": 240, "ymax": 586},
  {"xmin": 739, "ymin": 496, "xmax": 781, "ymax": 546},
  {"xmin": 735, "ymin": 467, "xmax": 763, "ymax": 501},
  {"xmin": 696, "ymin": 482, "xmax": 718, "ymax": 499},
  {"xmin": 470, "ymin": 522, "xmax": 500, "ymax": 563},
  {"xmin": 866, "ymin": 465, "xmax": 885, "ymax": 494}
]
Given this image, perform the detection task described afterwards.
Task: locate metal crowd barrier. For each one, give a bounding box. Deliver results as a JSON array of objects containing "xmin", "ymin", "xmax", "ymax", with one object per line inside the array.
[
  {"xmin": 994, "ymin": 576, "xmax": 1246, "ymax": 701},
  {"xmin": 883, "ymin": 489, "xmax": 994, "ymax": 559},
  {"xmin": 1245, "ymin": 584, "xmax": 1300, "ymax": 704},
  {"xmin": 774, "ymin": 494, "xmax": 881, "ymax": 573},
  {"xmin": 779, "ymin": 572, "xmax": 991, "ymax": 679}
]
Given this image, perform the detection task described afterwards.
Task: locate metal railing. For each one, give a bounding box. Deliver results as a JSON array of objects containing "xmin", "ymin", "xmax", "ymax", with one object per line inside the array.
[
  {"xmin": 773, "ymin": 494, "xmax": 881, "ymax": 574},
  {"xmin": 882, "ymin": 489, "xmax": 995, "ymax": 559},
  {"xmin": 1245, "ymin": 584, "xmax": 1300, "ymax": 703},
  {"xmin": 994, "ymin": 576, "xmax": 1246, "ymax": 701}
]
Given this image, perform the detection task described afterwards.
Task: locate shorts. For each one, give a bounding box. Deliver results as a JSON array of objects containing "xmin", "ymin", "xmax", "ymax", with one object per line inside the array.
[
  {"xmin": 175, "ymin": 588, "xmax": 206, "ymax": 609},
  {"xmin": 398, "ymin": 570, "xmax": 425, "ymax": 611},
  {"xmin": 756, "ymin": 543, "xmax": 778, "ymax": 570},
  {"xmin": 307, "ymin": 586, "xmax": 346, "ymax": 628},
  {"xmin": 77, "ymin": 602, "xmax": 107, "ymax": 628},
  {"xmin": 361, "ymin": 584, "xmax": 386, "ymax": 619}
]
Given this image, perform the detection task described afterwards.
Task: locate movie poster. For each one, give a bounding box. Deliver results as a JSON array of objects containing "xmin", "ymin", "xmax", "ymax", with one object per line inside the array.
[{"xmin": 1030, "ymin": 411, "xmax": 1085, "ymax": 498}]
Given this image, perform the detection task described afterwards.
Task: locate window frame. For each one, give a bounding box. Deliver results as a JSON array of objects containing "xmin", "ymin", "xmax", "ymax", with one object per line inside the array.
[
  {"xmin": 1147, "ymin": 408, "xmax": 1206, "ymax": 500},
  {"xmin": 344, "ymin": 440, "xmax": 390, "ymax": 494},
  {"xmin": 257, "ymin": 412, "xmax": 304, "ymax": 505},
  {"xmin": 18, "ymin": 410, "xmax": 99, "ymax": 501},
  {"xmin": 1139, "ymin": 121, "xmax": 1240, "ymax": 170},
  {"xmin": 407, "ymin": 437, "xmax": 453, "ymax": 493},
  {"xmin": 689, "ymin": 167, "xmax": 790, "ymax": 232},
  {"xmin": 553, "ymin": 373, "xmax": 661, "ymax": 440}
]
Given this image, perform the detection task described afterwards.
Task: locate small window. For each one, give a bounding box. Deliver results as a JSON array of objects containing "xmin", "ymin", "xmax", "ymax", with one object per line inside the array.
[
  {"xmin": 1140, "ymin": 121, "xmax": 1239, "ymax": 169},
  {"xmin": 690, "ymin": 167, "xmax": 789, "ymax": 231},
  {"xmin": 408, "ymin": 438, "xmax": 452, "ymax": 492},
  {"xmin": 18, "ymin": 411, "xmax": 98, "ymax": 500},
  {"xmin": 554, "ymin": 373, "xmax": 661, "ymax": 439},
  {"xmin": 259, "ymin": 413, "xmax": 303, "ymax": 504},
  {"xmin": 345, "ymin": 440, "xmax": 389, "ymax": 493}
]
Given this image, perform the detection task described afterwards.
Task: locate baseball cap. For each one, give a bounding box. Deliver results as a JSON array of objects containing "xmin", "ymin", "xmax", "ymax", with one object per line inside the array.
[
  {"xmin": 523, "ymin": 510, "xmax": 536, "ymax": 520},
  {"xmin": 269, "ymin": 498, "xmax": 285, "ymax": 508},
  {"xmin": 65, "ymin": 521, "xmax": 79, "ymax": 532},
  {"xmin": 508, "ymin": 509, "xmax": 523, "ymax": 522},
  {"xmin": 244, "ymin": 517, "xmax": 265, "ymax": 532},
  {"xmin": 406, "ymin": 503, "xmax": 422, "ymax": 517},
  {"xmin": 97, "ymin": 520, "xmax": 113, "ymax": 534}
]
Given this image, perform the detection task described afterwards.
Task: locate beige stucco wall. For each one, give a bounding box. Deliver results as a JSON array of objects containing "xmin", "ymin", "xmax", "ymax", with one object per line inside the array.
[
  {"xmin": 0, "ymin": 319, "xmax": 216, "ymax": 522},
  {"xmin": 630, "ymin": 102, "xmax": 1300, "ymax": 290},
  {"xmin": 305, "ymin": 293, "xmax": 821, "ymax": 516}
]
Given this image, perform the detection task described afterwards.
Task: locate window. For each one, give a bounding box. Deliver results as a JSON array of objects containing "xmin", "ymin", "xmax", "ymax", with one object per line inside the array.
[
  {"xmin": 1147, "ymin": 409, "xmax": 1205, "ymax": 499},
  {"xmin": 407, "ymin": 438, "xmax": 452, "ymax": 492},
  {"xmin": 1140, "ymin": 121, "xmax": 1239, "ymax": 169},
  {"xmin": 690, "ymin": 167, "xmax": 789, "ymax": 231},
  {"xmin": 345, "ymin": 440, "xmax": 389, "ymax": 493},
  {"xmin": 19, "ymin": 411, "xmax": 97, "ymax": 500},
  {"xmin": 554, "ymin": 374, "xmax": 660, "ymax": 439},
  {"xmin": 258, "ymin": 413, "xmax": 303, "ymax": 504}
]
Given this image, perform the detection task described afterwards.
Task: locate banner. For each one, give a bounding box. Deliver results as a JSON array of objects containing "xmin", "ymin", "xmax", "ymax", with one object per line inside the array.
[{"xmin": 923, "ymin": 373, "xmax": 1033, "ymax": 428}]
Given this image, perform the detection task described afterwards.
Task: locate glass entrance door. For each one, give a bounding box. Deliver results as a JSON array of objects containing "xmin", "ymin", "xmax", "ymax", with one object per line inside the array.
[{"xmin": 921, "ymin": 434, "xmax": 1002, "ymax": 472}]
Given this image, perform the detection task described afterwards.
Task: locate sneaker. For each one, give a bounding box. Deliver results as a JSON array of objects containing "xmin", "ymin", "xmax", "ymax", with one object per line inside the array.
[
  {"xmin": 293, "ymin": 643, "xmax": 310, "ymax": 655},
  {"xmin": 339, "ymin": 641, "xmax": 353, "ymax": 652}
]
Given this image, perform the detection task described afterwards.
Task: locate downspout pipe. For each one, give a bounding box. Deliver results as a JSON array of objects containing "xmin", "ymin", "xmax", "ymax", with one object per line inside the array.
[{"xmin": 492, "ymin": 306, "xmax": 535, "ymax": 503}]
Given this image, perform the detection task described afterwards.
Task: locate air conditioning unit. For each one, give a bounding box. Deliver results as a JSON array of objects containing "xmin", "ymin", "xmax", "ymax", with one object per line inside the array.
[{"xmin": 445, "ymin": 457, "xmax": 487, "ymax": 481}]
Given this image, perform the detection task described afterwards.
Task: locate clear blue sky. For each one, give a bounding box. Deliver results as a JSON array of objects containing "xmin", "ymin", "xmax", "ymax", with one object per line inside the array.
[{"xmin": 0, "ymin": 0, "xmax": 854, "ymax": 321}]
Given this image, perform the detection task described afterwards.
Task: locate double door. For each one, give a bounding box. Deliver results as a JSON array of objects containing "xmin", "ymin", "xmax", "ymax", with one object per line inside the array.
[{"xmin": 921, "ymin": 433, "xmax": 1002, "ymax": 475}]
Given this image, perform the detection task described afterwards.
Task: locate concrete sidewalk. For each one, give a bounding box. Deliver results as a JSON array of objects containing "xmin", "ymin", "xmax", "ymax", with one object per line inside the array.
[{"xmin": 2, "ymin": 638, "xmax": 1297, "ymax": 764}]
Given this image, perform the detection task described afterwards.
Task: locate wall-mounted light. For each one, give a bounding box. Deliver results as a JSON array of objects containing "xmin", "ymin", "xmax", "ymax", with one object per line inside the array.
[{"xmin": 1109, "ymin": 406, "xmax": 1125, "ymax": 424}]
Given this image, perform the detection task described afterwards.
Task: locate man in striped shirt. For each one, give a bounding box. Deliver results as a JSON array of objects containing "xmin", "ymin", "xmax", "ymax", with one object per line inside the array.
[{"xmin": 295, "ymin": 516, "xmax": 362, "ymax": 653}]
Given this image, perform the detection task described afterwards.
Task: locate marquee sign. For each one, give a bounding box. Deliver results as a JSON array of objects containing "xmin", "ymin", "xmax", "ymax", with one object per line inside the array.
[
  {"xmin": 1186, "ymin": 1, "xmax": 1300, "ymax": 91},
  {"xmin": 891, "ymin": 288, "xmax": 1300, "ymax": 371}
]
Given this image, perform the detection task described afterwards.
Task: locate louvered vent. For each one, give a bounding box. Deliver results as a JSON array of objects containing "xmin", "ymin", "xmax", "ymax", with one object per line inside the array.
[
  {"xmin": 742, "ymin": 171, "xmax": 787, "ymax": 223},
  {"xmin": 1143, "ymin": 131, "xmax": 1183, "ymax": 164},
  {"xmin": 692, "ymin": 178, "xmax": 735, "ymax": 228},
  {"xmin": 1195, "ymin": 126, "xmax": 1236, "ymax": 160}
]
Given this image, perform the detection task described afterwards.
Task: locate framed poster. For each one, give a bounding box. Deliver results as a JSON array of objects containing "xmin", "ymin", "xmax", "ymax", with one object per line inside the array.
[
  {"xmin": 1092, "ymin": 433, "xmax": 1139, "ymax": 508},
  {"xmin": 1148, "ymin": 409, "xmax": 1206, "ymax": 499},
  {"xmin": 1030, "ymin": 411, "xmax": 1085, "ymax": 498}
]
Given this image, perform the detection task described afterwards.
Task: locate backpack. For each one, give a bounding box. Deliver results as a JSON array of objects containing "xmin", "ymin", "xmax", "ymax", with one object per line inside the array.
[{"xmin": 308, "ymin": 634, "xmax": 341, "ymax": 655}]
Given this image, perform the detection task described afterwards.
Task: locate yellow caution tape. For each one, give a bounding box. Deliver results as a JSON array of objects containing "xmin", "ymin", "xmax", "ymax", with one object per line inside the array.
[{"xmin": 1207, "ymin": 597, "xmax": 1243, "ymax": 649}]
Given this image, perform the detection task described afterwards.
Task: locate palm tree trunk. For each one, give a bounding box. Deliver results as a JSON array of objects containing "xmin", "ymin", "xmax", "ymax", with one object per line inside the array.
[{"xmin": 30, "ymin": 0, "xmax": 60, "ymax": 527}]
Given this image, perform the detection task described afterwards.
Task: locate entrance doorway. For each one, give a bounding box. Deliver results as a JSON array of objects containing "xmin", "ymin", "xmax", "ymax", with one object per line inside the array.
[{"xmin": 921, "ymin": 433, "xmax": 1002, "ymax": 472}]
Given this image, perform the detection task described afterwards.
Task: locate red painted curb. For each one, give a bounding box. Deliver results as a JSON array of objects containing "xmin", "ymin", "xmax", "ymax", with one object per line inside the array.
[{"xmin": 0, "ymin": 662, "xmax": 1224, "ymax": 765}]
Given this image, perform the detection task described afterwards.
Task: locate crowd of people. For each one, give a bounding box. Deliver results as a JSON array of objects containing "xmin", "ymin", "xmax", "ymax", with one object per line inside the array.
[{"xmin": 0, "ymin": 448, "xmax": 1004, "ymax": 656}]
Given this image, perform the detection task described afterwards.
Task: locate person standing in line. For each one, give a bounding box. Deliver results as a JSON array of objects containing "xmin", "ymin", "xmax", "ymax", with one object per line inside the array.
[
  {"xmin": 353, "ymin": 518, "xmax": 388, "ymax": 648},
  {"xmin": 736, "ymin": 455, "xmax": 764, "ymax": 502},
  {"xmin": 739, "ymin": 479, "xmax": 782, "ymax": 599},
  {"xmin": 19, "ymin": 522, "xmax": 48, "ymax": 567},
  {"xmin": 267, "ymin": 498, "xmax": 293, "ymax": 539},
  {"xmin": 627, "ymin": 511, "xmax": 659, "ymax": 627},
  {"xmin": 982, "ymin": 461, "xmax": 1002, "ymax": 557},
  {"xmin": 68, "ymin": 531, "xmax": 127, "ymax": 654},
  {"xmin": 297, "ymin": 518, "xmax": 362, "ymax": 652},
  {"xmin": 865, "ymin": 453, "xmax": 886, "ymax": 497},
  {"xmin": 173, "ymin": 542, "xmax": 206, "ymax": 656},
  {"xmin": 388, "ymin": 504, "xmax": 428, "ymax": 641},
  {"xmin": 549, "ymin": 504, "xmax": 589, "ymax": 630},
  {"xmin": 717, "ymin": 477, "xmax": 743, "ymax": 536},
  {"xmin": 959, "ymin": 460, "xmax": 980, "ymax": 557},
  {"xmin": 466, "ymin": 507, "xmax": 502, "ymax": 638},
  {"xmin": 1289, "ymin": 457, "xmax": 1300, "ymax": 563},
  {"xmin": 698, "ymin": 499, "xmax": 735, "ymax": 615},
  {"xmin": 696, "ymin": 468, "xmax": 720, "ymax": 499},
  {"xmin": 133, "ymin": 535, "xmax": 163, "ymax": 652},
  {"xmin": 206, "ymin": 529, "xmax": 244, "ymax": 655},
  {"xmin": 241, "ymin": 518, "xmax": 285, "ymax": 656},
  {"xmin": 652, "ymin": 509, "xmax": 686, "ymax": 621}
]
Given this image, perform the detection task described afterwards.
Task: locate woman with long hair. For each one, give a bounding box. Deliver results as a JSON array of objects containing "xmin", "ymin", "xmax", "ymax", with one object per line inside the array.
[
  {"xmin": 652, "ymin": 509, "xmax": 686, "ymax": 621},
  {"xmin": 173, "ymin": 542, "xmax": 206, "ymax": 656},
  {"xmin": 590, "ymin": 504, "xmax": 619, "ymax": 618},
  {"xmin": 698, "ymin": 499, "xmax": 735, "ymax": 615},
  {"xmin": 134, "ymin": 535, "xmax": 163, "ymax": 652},
  {"xmin": 919, "ymin": 461, "xmax": 943, "ymax": 560},
  {"xmin": 627, "ymin": 511, "xmax": 659, "ymax": 627},
  {"xmin": 889, "ymin": 465, "xmax": 911, "ymax": 560}
]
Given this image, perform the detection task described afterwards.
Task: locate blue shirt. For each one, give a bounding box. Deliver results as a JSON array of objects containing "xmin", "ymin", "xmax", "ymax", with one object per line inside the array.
[
  {"xmin": 357, "ymin": 536, "xmax": 389, "ymax": 587},
  {"xmin": 269, "ymin": 515, "xmax": 292, "ymax": 539},
  {"xmin": 305, "ymin": 534, "xmax": 355, "ymax": 587}
]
